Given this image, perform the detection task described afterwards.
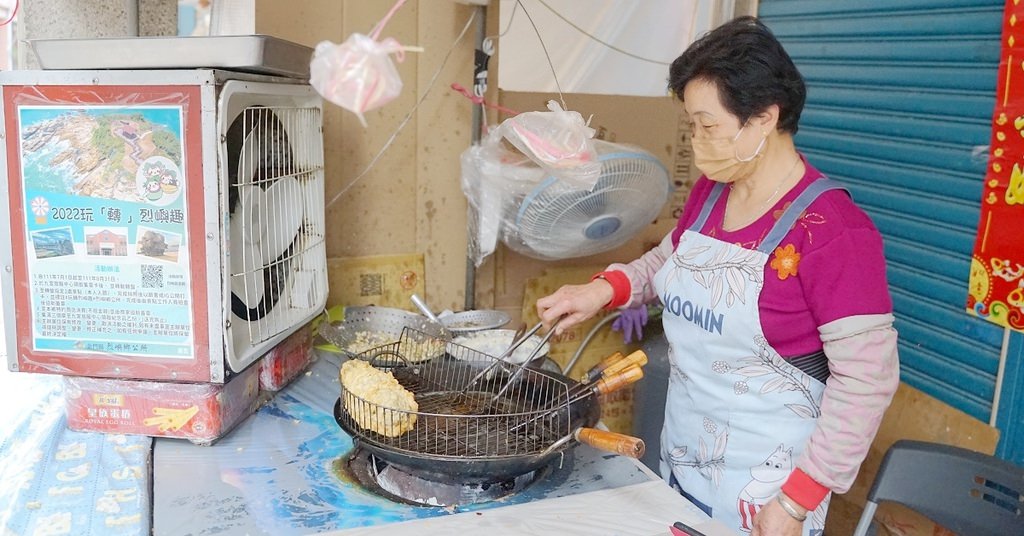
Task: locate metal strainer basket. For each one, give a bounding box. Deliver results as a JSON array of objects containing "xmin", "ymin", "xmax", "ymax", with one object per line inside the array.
[{"xmin": 319, "ymin": 306, "xmax": 450, "ymax": 359}]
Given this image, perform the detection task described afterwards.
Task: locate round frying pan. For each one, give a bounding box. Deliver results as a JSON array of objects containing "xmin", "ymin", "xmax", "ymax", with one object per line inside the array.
[{"xmin": 332, "ymin": 352, "xmax": 645, "ymax": 483}]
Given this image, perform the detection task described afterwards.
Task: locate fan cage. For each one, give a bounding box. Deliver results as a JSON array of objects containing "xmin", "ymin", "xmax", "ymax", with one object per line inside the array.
[
  {"xmin": 229, "ymin": 105, "xmax": 326, "ymax": 348},
  {"xmin": 506, "ymin": 148, "xmax": 670, "ymax": 260}
]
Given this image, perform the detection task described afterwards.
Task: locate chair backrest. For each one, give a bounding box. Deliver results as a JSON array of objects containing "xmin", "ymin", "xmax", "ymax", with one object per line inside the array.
[{"xmin": 855, "ymin": 439, "xmax": 1024, "ymax": 536}]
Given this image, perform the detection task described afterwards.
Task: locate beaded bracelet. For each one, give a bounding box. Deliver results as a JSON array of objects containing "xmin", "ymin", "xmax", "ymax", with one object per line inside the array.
[{"xmin": 776, "ymin": 493, "xmax": 808, "ymax": 522}]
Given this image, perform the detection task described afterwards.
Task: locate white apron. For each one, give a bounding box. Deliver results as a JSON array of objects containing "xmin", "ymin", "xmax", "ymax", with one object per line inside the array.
[{"xmin": 653, "ymin": 179, "xmax": 844, "ymax": 535}]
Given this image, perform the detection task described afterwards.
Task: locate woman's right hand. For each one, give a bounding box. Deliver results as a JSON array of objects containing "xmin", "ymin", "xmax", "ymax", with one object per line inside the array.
[{"xmin": 535, "ymin": 279, "xmax": 614, "ymax": 335}]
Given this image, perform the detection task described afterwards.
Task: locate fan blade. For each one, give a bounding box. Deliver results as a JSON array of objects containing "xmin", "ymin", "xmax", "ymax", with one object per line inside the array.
[
  {"xmin": 229, "ymin": 210, "xmax": 267, "ymax": 318},
  {"xmin": 233, "ymin": 184, "xmax": 265, "ymax": 244},
  {"xmin": 231, "ymin": 235, "xmax": 301, "ymax": 321},
  {"xmin": 260, "ymin": 176, "xmax": 304, "ymax": 262},
  {"xmin": 566, "ymin": 187, "xmax": 611, "ymax": 221}
]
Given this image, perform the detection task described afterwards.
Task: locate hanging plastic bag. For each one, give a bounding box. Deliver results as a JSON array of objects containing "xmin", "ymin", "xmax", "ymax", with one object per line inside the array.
[
  {"xmin": 308, "ymin": 0, "xmax": 421, "ymax": 127},
  {"xmin": 493, "ymin": 100, "xmax": 601, "ymax": 189},
  {"xmin": 310, "ymin": 33, "xmax": 419, "ymax": 128},
  {"xmin": 460, "ymin": 128, "xmax": 545, "ymax": 266}
]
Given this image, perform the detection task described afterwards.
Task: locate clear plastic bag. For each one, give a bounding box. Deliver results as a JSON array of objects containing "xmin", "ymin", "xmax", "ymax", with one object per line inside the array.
[
  {"xmin": 309, "ymin": 33, "xmax": 411, "ymax": 128},
  {"xmin": 461, "ymin": 129, "xmax": 545, "ymax": 266},
  {"xmin": 492, "ymin": 100, "xmax": 600, "ymax": 188},
  {"xmin": 461, "ymin": 131, "xmax": 670, "ymax": 264}
]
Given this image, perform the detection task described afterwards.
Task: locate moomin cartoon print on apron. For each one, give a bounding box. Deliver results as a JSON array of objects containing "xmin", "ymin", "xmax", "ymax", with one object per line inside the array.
[{"xmin": 653, "ymin": 179, "xmax": 844, "ymax": 535}]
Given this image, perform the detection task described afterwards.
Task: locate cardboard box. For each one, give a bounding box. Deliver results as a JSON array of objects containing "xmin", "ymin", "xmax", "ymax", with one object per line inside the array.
[
  {"xmin": 824, "ymin": 383, "xmax": 1000, "ymax": 535},
  {"xmin": 258, "ymin": 323, "xmax": 314, "ymax": 391},
  {"xmin": 63, "ymin": 365, "xmax": 260, "ymax": 445},
  {"xmin": 327, "ymin": 253, "xmax": 425, "ymax": 310}
]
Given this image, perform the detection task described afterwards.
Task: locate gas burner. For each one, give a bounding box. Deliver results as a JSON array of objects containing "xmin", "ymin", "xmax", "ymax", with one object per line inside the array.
[{"xmin": 345, "ymin": 448, "xmax": 550, "ymax": 507}]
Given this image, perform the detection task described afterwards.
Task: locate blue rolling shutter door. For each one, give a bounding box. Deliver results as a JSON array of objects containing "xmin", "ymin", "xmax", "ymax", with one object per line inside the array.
[{"xmin": 759, "ymin": 1, "xmax": 1005, "ymax": 423}]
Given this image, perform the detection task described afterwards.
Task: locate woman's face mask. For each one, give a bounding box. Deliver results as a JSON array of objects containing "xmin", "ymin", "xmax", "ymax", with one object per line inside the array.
[{"xmin": 691, "ymin": 124, "xmax": 767, "ymax": 182}]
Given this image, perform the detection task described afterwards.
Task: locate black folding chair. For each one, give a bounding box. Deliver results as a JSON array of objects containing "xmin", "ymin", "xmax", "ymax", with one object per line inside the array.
[{"xmin": 852, "ymin": 439, "xmax": 1024, "ymax": 536}]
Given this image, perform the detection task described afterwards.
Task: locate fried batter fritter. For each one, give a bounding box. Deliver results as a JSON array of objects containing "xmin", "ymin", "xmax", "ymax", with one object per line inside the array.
[{"xmin": 339, "ymin": 359, "xmax": 418, "ymax": 437}]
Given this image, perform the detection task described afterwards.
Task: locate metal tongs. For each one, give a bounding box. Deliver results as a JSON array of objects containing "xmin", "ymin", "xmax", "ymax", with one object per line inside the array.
[
  {"xmin": 459, "ymin": 317, "xmax": 562, "ymax": 400},
  {"xmin": 489, "ymin": 317, "xmax": 562, "ymax": 403}
]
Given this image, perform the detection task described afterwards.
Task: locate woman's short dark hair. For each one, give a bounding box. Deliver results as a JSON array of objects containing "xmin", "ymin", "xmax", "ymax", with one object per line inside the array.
[{"xmin": 668, "ymin": 16, "xmax": 806, "ymax": 134}]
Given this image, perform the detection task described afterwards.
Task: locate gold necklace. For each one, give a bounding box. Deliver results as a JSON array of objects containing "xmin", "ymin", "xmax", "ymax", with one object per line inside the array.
[{"xmin": 724, "ymin": 155, "xmax": 802, "ymax": 230}]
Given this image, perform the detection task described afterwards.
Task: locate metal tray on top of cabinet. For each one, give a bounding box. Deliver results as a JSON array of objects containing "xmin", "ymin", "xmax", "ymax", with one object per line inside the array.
[{"xmin": 30, "ymin": 35, "xmax": 313, "ymax": 79}]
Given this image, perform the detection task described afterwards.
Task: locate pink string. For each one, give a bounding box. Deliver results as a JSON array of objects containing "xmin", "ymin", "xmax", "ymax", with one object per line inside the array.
[
  {"xmin": 369, "ymin": 0, "xmax": 408, "ymax": 40},
  {"xmin": 450, "ymin": 83, "xmax": 520, "ymax": 116},
  {"xmin": 0, "ymin": 0, "xmax": 19, "ymax": 26}
]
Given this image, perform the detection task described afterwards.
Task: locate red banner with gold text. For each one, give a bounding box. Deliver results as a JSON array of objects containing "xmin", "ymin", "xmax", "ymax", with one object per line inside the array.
[{"xmin": 968, "ymin": 0, "xmax": 1024, "ymax": 331}]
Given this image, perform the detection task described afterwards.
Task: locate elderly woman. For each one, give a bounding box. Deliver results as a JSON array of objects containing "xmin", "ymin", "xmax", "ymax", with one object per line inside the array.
[{"xmin": 537, "ymin": 16, "xmax": 899, "ymax": 536}]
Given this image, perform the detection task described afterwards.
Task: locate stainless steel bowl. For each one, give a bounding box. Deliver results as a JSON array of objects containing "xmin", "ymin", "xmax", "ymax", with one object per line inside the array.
[
  {"xmin": 451, "ymin": 329, "xmax": 550, "ymax": 365},
  {"xmin": 440, "ymin": 310, "xmax": 511, "ymax": 334}
]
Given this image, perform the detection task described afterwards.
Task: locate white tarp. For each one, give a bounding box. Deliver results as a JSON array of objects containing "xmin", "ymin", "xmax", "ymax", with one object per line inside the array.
[{"xmin": 497, "ymin": 0, "xmax": 737, "ymax": 97}]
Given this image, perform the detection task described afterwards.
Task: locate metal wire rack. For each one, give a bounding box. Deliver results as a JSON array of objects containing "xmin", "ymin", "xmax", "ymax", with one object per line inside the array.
[
  {"xmin": 228, "ymin": 105, "xmax": 326, "ymax": 347},
  {"xmin": 338, "ymin": 328, "xmax": 576, "ymax": 458}
]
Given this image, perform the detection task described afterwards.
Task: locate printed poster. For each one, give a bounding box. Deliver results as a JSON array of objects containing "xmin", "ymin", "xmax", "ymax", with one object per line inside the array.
[
  {"xmin": 18, "ymin": 105, "xmax": 195, "ymax": 358},
  {"xmin": 967, "ymin": 1, "xmax": 1024, "ymax": 332}
]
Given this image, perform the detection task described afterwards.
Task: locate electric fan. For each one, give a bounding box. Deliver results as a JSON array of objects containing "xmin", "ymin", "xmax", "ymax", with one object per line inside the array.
[
  {"xmin": 0, "ymin": 50, "xmax": 327, "ymax": 382},
  {"xmin": 223, "ymin": 99, "xmax": 327, "ymax": 373},
  {"xmin": 503, "ymin": 140, "xmax": 671, "ymax": 260}
]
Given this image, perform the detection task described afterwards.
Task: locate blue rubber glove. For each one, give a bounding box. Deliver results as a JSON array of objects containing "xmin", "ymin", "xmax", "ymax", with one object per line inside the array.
[{"xmin": 611, "ymin": 305, "xmax": 648, "ymax": 344}]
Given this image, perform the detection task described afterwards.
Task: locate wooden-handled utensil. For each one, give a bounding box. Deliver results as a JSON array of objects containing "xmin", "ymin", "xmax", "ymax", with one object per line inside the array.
[
  {"xmin": 575, "ymin": 428, "xmax": 645, "ymax": 458},
  {"xmin": 579, "ymin": 351, "xmax": 625, "ymax": 384},
  {"xmin": 601, "ymin": 350, "xmax": 648, "ymax": 378},
  {"xmin": 510, "ymin": 363, "xmax": 645, "ymax": 434},
  {"xmin": 592, "ymin": 364, "xmax": 644, "ymax": 396}
]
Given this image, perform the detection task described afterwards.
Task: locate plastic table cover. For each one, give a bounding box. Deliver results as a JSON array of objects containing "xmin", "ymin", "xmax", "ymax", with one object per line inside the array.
[
  {"xmin": 152, "ymin": 350, "xmax": 709, "ymax": 535},
  {"xmin": 0, "ymin": 368, "xmax": 152, "ymax": 536}
]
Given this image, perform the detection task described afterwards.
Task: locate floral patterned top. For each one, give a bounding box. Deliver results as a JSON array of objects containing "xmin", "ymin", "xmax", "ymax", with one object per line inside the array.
[{"xmin": 666, "ymin": 157, "xmax": 893, "ymax": 357}]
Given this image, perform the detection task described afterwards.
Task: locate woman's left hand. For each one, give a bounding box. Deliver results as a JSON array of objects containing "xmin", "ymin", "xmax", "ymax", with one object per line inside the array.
[{"xmin": 750, "ymin": 499, "xmax": 803, "ymax": 536}]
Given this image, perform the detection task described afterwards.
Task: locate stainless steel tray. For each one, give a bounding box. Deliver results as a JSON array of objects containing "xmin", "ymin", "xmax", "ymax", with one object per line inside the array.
[{"xmin": 30, "ymin": 35, "xmax": 313, "ymax": 79}]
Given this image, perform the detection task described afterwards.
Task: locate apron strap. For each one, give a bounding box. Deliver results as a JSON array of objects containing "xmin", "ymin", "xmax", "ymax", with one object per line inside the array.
[
  {"xmin": 757, "ymin": 178, "xmax": 848, "ymax": 254},
  {"xmin": 688, "ymin": 181, "xmax": 728, "ymax": 232},
  {"xmin": 788, "ymin": 349, "xmax": 830, "ymax": 385}
]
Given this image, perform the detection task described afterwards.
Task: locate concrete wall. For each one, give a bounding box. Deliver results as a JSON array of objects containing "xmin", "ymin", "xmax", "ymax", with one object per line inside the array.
[
  {"xmin": 255, "ymin": 0, "xmax": 490, "ymax": 312},
  {"xmin": 252, "ymin": 1, "xmax": 701, "ymax": 319},
  {"xmin": 18, "ymin": 0, "xmax": 176, "ymax": 67}
]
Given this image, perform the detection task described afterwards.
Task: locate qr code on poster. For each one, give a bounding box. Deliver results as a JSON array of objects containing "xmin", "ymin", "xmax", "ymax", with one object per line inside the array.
[{"xmin": 141, "ymin": 265, "xmax": 164, "ymax": 288}]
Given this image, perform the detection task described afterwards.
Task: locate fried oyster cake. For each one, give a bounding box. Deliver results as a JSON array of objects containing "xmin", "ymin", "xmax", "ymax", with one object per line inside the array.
[{"xmin": 339, "ymin": 359, "xmax": 418, "ymax": 437}]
